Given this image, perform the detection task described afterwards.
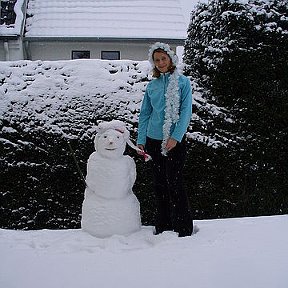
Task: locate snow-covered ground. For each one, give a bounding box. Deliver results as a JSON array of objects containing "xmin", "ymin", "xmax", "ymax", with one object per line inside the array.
[{"xmin": 1, "ymin": 215, "xmax": 287, "ymax": 288}]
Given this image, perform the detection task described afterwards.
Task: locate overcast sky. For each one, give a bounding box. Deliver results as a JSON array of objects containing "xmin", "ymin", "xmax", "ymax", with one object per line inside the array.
[{"xmin": 179, "ymin": 0, "xmax": 200, "ymax": 25}]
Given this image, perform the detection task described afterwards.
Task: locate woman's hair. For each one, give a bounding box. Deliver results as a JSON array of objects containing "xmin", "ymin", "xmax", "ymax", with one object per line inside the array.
[{"xmin": 152, "ymin": 48, "xmax": 176, "ymax": 78}]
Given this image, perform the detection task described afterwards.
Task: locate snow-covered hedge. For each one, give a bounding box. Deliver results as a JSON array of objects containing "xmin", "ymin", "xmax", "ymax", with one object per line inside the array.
[
  {"xmin": 1, "ymin": 56, "xmax": 285, "ymax": 230},
  {"xmin": 0, "ymin": 59, "xmax": 231, "ymax": 148},
  {"xmin": 0, "ymin": 59, "xmax": 239, "ymax": 229},
  {"xmin": 0, "ymin": 59, "xmax": 151, "ymax": 140}
]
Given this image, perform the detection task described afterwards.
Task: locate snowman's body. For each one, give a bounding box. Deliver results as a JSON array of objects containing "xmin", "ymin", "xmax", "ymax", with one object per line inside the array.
[{"xmin": 81, "ymin": 121, "xmax": 141, "ymax": 238}]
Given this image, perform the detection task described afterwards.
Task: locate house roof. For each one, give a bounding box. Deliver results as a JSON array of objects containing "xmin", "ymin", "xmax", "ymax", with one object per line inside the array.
[{"xmin": 24, "ymin": 0, "xmax": 187, "ymax": 40}]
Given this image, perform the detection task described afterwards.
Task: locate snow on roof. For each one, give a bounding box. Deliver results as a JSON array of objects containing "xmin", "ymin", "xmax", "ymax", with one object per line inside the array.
[
  {"xmin": 24, "ymin": 0, "xmax": 187, "ymax": 40},
  {"xmin": 0, "ymin": 0, "xmax": 26, "ymax": 37}
]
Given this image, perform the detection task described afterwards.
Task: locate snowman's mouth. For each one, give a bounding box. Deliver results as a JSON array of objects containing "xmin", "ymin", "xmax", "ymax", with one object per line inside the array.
[{"xmin": 105, "ymin": 148, "xmax": 117, "ymax": 151}]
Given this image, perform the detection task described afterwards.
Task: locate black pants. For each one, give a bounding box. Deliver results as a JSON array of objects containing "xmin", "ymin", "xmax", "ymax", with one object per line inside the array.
[{"xmin": 146, "ymin": 137, "xmax": 193, "ymax": 237}]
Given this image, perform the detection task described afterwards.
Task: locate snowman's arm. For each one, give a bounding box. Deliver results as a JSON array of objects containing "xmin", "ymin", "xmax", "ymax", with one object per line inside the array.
[
  {"xmin": 85, "ymin": 152, "xmax": 98, "ymax": 192},
  {"xmin": 127, "ymin": 156, "xmax": 136, "ymax": 188}
]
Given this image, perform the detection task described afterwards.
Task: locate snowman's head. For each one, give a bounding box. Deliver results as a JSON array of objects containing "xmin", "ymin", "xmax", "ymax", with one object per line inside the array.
[{"xmin": 94, "ymin": 120, "xmax": 129, "ymax": 159}]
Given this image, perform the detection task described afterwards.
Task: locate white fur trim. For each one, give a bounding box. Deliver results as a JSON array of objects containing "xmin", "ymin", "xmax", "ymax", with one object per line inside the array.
[
  {"xmin": 148, "ymin": 42, "xmax": 178, "ymax": 68},
  {"xmin": 161, "ymin": 70, "xmax": 180, "ymax": 156}
]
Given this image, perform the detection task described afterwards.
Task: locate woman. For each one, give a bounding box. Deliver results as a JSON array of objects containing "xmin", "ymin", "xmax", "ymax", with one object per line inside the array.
[{"xmin": 137, "ymin": 42, "xmax": 193, "ymax": 237}]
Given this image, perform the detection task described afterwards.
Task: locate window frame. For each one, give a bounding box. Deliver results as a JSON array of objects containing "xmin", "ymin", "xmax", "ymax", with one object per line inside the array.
[
  {"xmin": 101, "ymin": 51, "xmax": 120, "ymax": 60},
  {"xmin": 71, "ymin": 50, "xmax": 91, "ymax": 60}
]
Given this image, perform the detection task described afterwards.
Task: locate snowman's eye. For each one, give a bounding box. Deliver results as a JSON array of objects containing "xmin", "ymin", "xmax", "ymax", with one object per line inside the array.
[
  {"xmin": 103, "ymin": 135, "xmax": 107, "ymax": 138},
  {"xmin": 117, "ymin": 136, "xmax": 120, "ymax": 139}
]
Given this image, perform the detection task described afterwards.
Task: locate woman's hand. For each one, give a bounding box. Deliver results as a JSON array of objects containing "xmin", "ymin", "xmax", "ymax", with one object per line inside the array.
[
  {"xmin": 165, "ymin": 138, "xmax": 177, "ymax": 152},
  {"xmin": 137, "ymin": 144, "xmax": 145, "ymax": 155}
]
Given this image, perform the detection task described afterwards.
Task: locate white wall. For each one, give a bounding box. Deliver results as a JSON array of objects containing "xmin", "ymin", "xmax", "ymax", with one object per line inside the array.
[
  {"xmin": 0, "ymin": 41, "xmax": 5, "ymax": 61},
  {"xmin": 27, "ymin": 41, "xmax": 179, "ymax": 61},
  {"xmin": 0, "ymin": 39, "xmax": 24, "ymax": 61}
]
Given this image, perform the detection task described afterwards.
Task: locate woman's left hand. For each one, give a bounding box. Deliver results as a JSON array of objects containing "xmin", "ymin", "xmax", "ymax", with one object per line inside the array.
[{"xmin": 166, "ymin": 138, "xmax": 178, "ymax": 152}]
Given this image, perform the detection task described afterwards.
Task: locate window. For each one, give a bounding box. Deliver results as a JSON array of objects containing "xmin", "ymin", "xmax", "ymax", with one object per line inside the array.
[
  {"xmin": 72, "ymin": 51, "xmax": 90, "ymax": 60},
  {"xmin": 101, "ymin": 51, "xmax": 120, "ymax": 60},
  {"xmin": 1, "ymin": 0, "xmax": 17, "ymax": 26}
]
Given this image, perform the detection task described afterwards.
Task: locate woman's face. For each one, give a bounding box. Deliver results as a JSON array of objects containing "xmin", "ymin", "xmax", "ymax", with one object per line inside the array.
[{"xmin": 153, "ymin": 51, "xmax": 172, "ymax": 73}]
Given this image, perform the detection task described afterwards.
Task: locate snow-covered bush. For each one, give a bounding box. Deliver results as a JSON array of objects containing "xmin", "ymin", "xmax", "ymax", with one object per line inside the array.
[
  {"xmin": 0, "ymin": 59, "xmax": 151, "ymax": 138},
  {"xmin": 184, "ymin": 0, "xmax": 288, "ymax": 88},
  {"xmin": 184, "ymin": 0, "xmax": 288, "ymax": 216}
]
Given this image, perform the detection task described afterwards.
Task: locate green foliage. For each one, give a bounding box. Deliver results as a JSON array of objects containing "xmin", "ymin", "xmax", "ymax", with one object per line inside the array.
[
  {"xmin": 0, "ymin": 124, "xmax": 90, "ymax": 229},
  {"xmin": 184, "ymin": 0, "xmax": 288, "ymax": 87},
  {"xmin": 184, "ymin": 0, "xmax": 288, "ymax": 218}
]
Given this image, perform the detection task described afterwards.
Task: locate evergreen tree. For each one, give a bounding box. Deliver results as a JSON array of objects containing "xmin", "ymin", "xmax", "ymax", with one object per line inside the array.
[{"xmin": 184, "ymin": 0, "xmax": 288, "ymax": 215}]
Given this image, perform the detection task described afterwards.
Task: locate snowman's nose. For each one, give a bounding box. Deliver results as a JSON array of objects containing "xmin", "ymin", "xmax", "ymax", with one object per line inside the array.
[{"xmin": 108, "ymin": 137, "xmax": 114, "ymax": 144}]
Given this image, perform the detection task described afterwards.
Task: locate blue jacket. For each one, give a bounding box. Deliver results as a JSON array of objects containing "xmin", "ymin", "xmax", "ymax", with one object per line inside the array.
[{"xmin": 137, "ymin": 73, "xmax": 192, "ymax": 145}]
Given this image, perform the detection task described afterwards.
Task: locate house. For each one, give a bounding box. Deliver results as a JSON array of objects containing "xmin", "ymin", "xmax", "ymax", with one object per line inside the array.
[{"xmin": 0, "ymin": 0, "xmax": 188, "ymax": 61}]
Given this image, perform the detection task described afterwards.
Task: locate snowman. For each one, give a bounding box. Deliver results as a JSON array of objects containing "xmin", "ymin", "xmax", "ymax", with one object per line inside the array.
[{"xmin": 81, "ymin": 120, "xmax": 142, "ymax": 238}]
